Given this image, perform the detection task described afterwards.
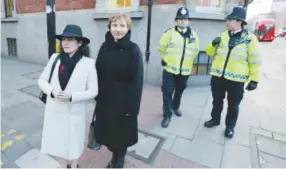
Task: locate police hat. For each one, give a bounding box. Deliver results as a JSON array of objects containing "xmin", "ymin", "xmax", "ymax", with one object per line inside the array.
[
  {"xmin": 225, "ymin": 6, "xmax": 247, "ymax": 25},
  {"xmin": 175, "ymin": 7, "xmax": 190, "ymax": 20}
]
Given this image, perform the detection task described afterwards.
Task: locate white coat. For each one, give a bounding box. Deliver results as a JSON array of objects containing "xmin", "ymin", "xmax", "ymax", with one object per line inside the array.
[{"xmin": 38, "ymin": 53, "xmax": 98, "ymax": 160}]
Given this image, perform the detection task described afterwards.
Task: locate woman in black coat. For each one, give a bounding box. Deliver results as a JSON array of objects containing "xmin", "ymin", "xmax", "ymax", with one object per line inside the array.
[{"xmin": 94, "ymin": 13, "xmax": 144, "ymax": 168}]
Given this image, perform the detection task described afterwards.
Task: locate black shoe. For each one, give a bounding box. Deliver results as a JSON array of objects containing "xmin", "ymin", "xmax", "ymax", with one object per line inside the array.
[
  {"xmin": 106, "ymin": 153, "xmax": 117, "ymax": 168},
  {"xmin": 113, "ymin": 160, "xmax": 125, "ymax": 168},
  {"xmin": 224, "ymin": 128, "xmax": 234, "ymax": 138},
  {"xmin": 204, "ymin": 119, "xmax": 220, "ymax": 128},
  {"xmin": 174, "ymin": 109, "xmax": 182, "ymax": 117},
  {"xmin": 67, "ymin": 164, "xmax": 79, "ymax": 168},
  {"xmin": 161, "ymin": 116, "xmax": 171, "ymax": 128}
]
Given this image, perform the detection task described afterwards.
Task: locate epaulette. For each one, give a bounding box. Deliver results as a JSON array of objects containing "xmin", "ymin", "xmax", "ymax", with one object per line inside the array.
[{"xmin": 163, "ymin": 28, "xmax": 172, "ymax": 33}]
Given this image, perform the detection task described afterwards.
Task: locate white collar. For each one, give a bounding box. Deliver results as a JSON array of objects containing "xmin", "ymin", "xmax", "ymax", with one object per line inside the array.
[
  {"xmin": 232, "ymin": 29, "xmax": 242, "ymax": 35},
  {"xmin": 177, "ymin": 27, "xmax": 187, "ymax": 33}
]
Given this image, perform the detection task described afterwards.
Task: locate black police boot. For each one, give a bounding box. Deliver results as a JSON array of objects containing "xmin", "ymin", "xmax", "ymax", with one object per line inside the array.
[
  {"xmin": 204, "ymin": 119, "xmax": 220, "ymax": 128},
  {"xmin": 174, "ymin": 109, "xmax": 182, "ymax": 117},
  {"xmin": 224, "ymin": 128, "xmax": 234, "ymax": 138},
  {"xmin": 161, "ymin": 116, "xmax": 171, "ymax": 128}
]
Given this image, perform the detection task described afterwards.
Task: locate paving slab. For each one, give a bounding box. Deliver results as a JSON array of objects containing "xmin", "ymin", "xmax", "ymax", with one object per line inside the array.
[
  {"xmin": 179, "ymin": 104, "xmax": 205, "ymax": 120},
  {"xmin": 181, "ymin": 88, "xmax": 210, "ymax": 108},
  {"xmin": 259, "ymin": 152, "xmax": 286, "ymax": 168},
  {"xmin": 18, "ymin": 85, "xmax": 42, "ymax": 98},
  {"xmin": 227, "ymin": 125, "xmax": 251, "ymax": 147},
  {"xmin": 151, "ymin": 112, "xmax": 200, "ymax": 140},
  {"xmin": 221, "ymin": 142, "xmax": 251, "ymax": 168},
  {"xmin": 281, "ymin": 143, "xmax": 286, "ymax": 159},
  {"xmin": 273, "ymin": 133, "xmax": 286, "ymax": 142},
  {"xmin": 15, "ymin": 148, "xmax": 58, "ymax": 168},
  {"xmin": 170, "ymin": 137, "xmax": 223, "ymax": 168},
  {"xmin": 25, "ymin": 130, "xmax": 42, "ymax": 150},
  {"xmin": 195, "ymin": 123, "xmax": 225, "ymax": 145},
  {"xmin": 2, "ymin": 101, "xmax": 44, "ymax": 121},
  {"xmin": 127, "ymin": 130, "xmax": 164, "ymax": 164},
  {"xmin": 251, "ymin": 127, "xmax": 273, "ymax": 138},
  {"xmin": 161, "ymin": 135, "xmax": 176, "ymax": 152},
  {"xmin": 1, "ymin": 152, "xmax": 9, "ymax": 165},
  {"xmin": 256, "ymin": 135, "xmax": 284, "ymax": 158},
  {"xmin": 259, "ymin": 113, "xmax": 286, "ymax": 135},
  {"xmin": 1, "ymin": 162, "xmax": 20, "ymax": 168},
  {"xmin": 2, "ymin": 139, "xmax": 33, "ymax": 162},
  {"xmin": 21, "ymin": 71, "xmax": 42, "ymax": 80}
]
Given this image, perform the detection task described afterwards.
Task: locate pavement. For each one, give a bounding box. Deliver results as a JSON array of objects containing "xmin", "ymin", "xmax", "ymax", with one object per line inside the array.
[{"xmin": 1, "ymin": 38, "xmax": 286, "ymax": 168}]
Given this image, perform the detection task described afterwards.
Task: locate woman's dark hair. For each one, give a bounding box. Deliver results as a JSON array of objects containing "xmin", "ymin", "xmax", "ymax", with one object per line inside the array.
[
  {"xmin": 79, "ymin": 43, "xmax": 90, "ymax": 57},
  {"xmin": 59, "ymin": 38, "xmax": 90, "ymax": 57}
]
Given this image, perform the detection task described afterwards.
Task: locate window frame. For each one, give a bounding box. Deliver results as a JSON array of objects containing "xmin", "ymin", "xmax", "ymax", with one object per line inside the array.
[
  {"xmin": 3, "ymin": 0, "xmax": 16, "ymax": 18},
  {"xmin": 95, "ymin": 0, "xmax": 140, "ymax": 13},
  {"xmin": 195, "ymin": 0, "xmax": 226, "ymax": 14},
  {"xmin": 185, "ymin": 0, "xmax": 232, "ymax": 20}
]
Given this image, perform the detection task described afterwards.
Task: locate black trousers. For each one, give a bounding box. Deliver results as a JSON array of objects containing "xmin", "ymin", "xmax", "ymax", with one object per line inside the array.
[
  {"xmin": 210, "ymin": 76, "xmax": 244, "ymax": 130},
  {"xmin": 108, "ymin": 146, "xmax": 127, "ymax": 163},
  {"xmin": 161, "ymin": 70, "xmax": 189, "ymax": 117}
]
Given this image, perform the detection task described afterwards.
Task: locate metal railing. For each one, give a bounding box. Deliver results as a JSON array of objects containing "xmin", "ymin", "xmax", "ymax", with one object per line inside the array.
[{"xmin": 192, "ymin": 51, "xmax": 212, "ymax": 75}]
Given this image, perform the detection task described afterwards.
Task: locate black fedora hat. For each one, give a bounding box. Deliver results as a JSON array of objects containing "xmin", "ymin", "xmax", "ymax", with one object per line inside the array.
[
  {"xmin": 225, "ymin": 6, "xmax": 247, "ymax": 25},
  {"xmin": 55, "ymin": 24, "xmax": 90, "ymax": 44}
]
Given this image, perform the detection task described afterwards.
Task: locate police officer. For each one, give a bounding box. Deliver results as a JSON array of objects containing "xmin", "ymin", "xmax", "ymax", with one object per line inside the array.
[
  {"xmin": 158, "ymin": 7, "xmax": 200, "ymax": 128},
  {"xmin": 204, "ymin": 6, "xmax": 261, "ymax": 138}
]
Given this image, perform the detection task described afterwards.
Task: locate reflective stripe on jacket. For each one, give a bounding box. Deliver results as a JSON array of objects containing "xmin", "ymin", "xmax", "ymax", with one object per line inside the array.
[
  {"xmin": 158, "ymin": 28, "xmax": 200, "ymax": 75},
  {"xmin": 205, "ymin": 30, "xmax": 261, "ymax": 82}
]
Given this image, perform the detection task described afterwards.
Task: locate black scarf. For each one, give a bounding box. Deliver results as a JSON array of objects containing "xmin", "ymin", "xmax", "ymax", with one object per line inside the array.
[
  {"xmin": 105, "ymin": 30, "xmax": 131, "ymax": 49},
  {"xmin": 58, "ymin": 50, "xmax": 83, "ymax": 90}
]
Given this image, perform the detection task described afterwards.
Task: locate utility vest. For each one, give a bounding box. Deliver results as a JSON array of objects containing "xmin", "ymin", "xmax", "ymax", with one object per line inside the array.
[
  {"xmin": 158, "ymin": 28, "xmax": 200, "ymax": 75},
  {"xmin": 205, "ymin": 30, "xmax": 261, "ymax": 82}
]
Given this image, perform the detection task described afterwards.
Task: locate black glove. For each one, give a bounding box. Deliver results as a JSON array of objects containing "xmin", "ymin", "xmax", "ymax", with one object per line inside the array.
[
  {"xmin": 161, "ymin": 59, "xmax": 167, "ymax": 66},
  {"xmin": 245, "ymin": 81, "xmax": 258, "ymax": 91},
  {"xmin": 212, "ymin": 37, "xmax": 221, "ymax": 46}
]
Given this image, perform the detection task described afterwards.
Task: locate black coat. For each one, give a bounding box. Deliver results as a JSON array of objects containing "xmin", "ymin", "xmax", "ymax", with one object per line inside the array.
[{"xmin": 94, "ymin": 31, "xmax": 144, "ymax": 152}]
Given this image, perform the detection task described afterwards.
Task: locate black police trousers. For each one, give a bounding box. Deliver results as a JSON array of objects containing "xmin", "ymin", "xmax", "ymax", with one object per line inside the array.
[
  {"xmin": 210, "ymin": 76, "xmax": 244, "ymax": 130},
  {"xmin": 161, "ymin": 70, "xmax": 189, "ymax": 117}
]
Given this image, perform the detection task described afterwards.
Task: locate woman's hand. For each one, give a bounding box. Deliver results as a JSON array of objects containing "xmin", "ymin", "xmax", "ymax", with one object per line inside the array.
[{"xmin": 56, "ymin": 91, "xmax": 72, "ymax": 101}]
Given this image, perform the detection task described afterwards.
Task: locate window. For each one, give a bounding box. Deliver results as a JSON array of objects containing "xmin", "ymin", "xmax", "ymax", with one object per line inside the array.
[
  {"xmin": 7, "ymin": 38, "xmax": 17, "ymax": 57},
  {"xmin": 196, "ymin": 0, "xmax": 226, "ymax": 13},
  {"xmin": 3, "ymin": 0, "xmax": 14, "ymax": 17},
  {"xmin": 95, "ymin": 0, "xmax": 139, "ymax": 13}
]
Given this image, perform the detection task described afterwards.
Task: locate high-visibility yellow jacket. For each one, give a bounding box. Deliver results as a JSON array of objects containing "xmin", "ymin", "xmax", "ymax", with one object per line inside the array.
[
  {"xmin": 205, "ymin": 30, "xmax": 261, "ymax": 82},
  {"xmin": 158, "ymin": 28, "xmax": 200, "ymax": 75}
]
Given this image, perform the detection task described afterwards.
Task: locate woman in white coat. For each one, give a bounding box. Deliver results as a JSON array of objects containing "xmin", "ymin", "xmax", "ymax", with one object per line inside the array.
[{"xmin": 38, "ymin": 24, "xmax": 98, "ymax": 168}]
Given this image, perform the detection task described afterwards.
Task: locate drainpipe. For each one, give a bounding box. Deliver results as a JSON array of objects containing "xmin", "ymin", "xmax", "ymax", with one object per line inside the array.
[
  {"xmin": 46, "ymin": 0, "xmax": 56, "ymax": 58},
  {"xmin": 145, "ymin": 0, "xmax": 153, "ymax": 63}
]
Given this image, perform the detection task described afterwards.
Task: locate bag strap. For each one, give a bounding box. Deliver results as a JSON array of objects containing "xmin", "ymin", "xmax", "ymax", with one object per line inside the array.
[
  {"xmin": 48, "ymin": 54, "xmax": 60, "ymax": 83},
  {"xmin": 91, "ymin": 110, "xmax": 96, "ymax": 122}
]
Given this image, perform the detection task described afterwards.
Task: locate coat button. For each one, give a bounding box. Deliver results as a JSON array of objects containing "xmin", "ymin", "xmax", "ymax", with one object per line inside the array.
[{"xmin": 120, "ymin": 49, "xmax": 123, "ymax": 51}]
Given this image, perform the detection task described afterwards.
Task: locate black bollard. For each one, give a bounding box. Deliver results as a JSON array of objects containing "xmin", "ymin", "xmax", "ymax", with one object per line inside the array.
[
  {"xmin": 145, "ymin": 0, "xmax": 153, "ymax": 63},
  {"xmin": 46, "ymin": 0, "xmax": 56, "ymax": 58}
]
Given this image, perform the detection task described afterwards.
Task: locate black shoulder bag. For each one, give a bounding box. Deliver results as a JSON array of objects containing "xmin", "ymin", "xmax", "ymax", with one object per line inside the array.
[
  {"xmin": 87, "ymin": 109, "xmax": 101, "ymax": 151},
  {"xmin": 38, "ymin": 55, "xmax": 60, "ymax": 104}
]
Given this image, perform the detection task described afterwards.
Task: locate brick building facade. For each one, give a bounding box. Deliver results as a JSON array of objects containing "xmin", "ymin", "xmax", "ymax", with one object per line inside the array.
[{"xmin": 2, "ymin": 0, "xmax": 246, "ymax": 86}]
